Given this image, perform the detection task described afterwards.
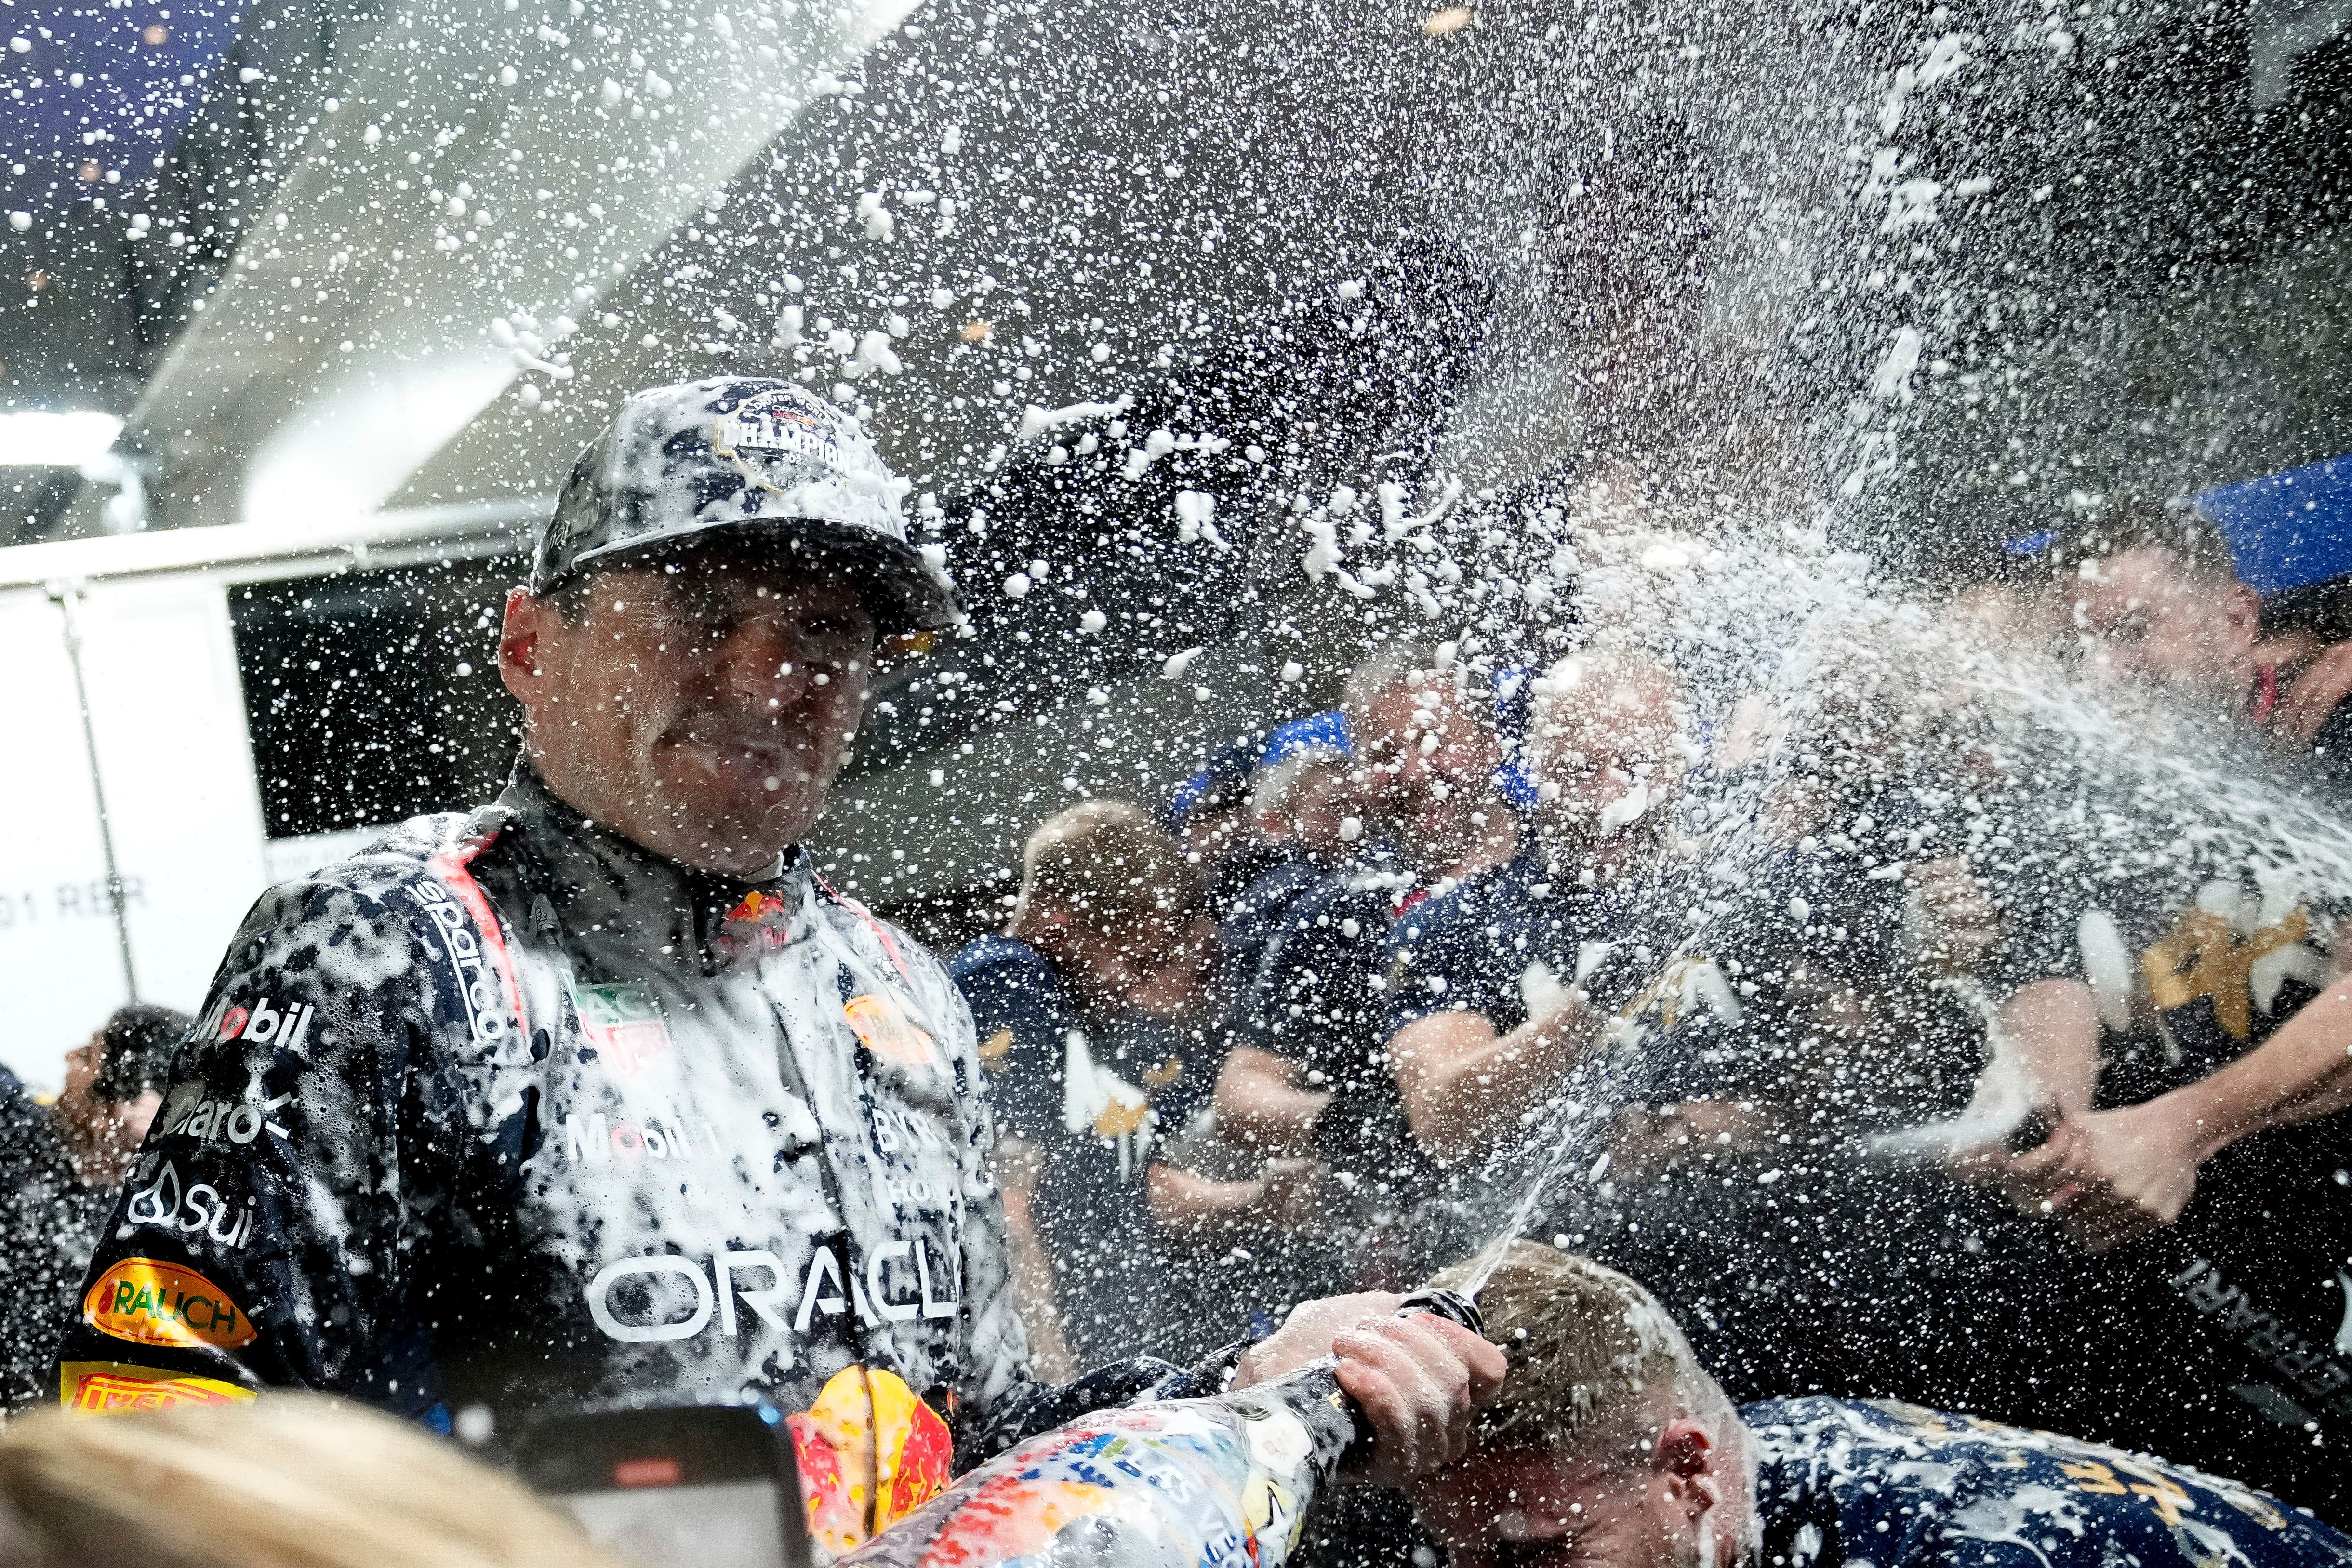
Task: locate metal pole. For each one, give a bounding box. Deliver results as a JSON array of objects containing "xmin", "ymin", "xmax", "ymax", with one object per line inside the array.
[{"xmin": 48, "ymin": 577, "xmax": 140, "ymax": 1003}]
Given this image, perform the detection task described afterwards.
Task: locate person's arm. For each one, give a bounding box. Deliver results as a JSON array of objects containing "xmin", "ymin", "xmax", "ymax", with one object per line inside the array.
[
  {"xmin": 1211, "ymin": 1046, "xmax": 1329, "ymax": 1159},
  {"xmin": 55, "ymin": 880, "xmax": 439, "ymax": 1412},
  {"xmin": 1953, "ymin": 977, "xmax": 2105, "ymax": 1195},
  {"xmin": 1385, "ymin": 999, "xmax": 1595, "ymax": 1166},
  {"xmin": 2178, "ymin": 967, "xmax": 2352, "ymax": 1137},
  {"xmin": 1229, "ymin": 1291, "xmax": 1508, "ymax": 1486},
  {"xmin": 992, "ymin": 1135, "xmax": 1076, "ymax": 1383},
  {"xmin": 2009, "ymin": 973, "xmax": 2352, "ymax": 1249},
  {"xmin": 1145, "ymin": 1156, "xmax": 1328, "ymax": 1241},
  {"xmin": 957, "ymin": 1129, "xmax": 1466, "ymax": 1475},
  {"xmin": 1988, "ymin": 978, "xmax": 2105, "ymax": 1117},
  {"xmin": 2277, "ymin": 643, "xmax": 2352, "ymax": 751}
]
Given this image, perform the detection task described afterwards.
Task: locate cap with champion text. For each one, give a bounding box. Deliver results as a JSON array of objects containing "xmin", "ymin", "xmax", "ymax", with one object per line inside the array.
[{"xmin": 533, "ymin": 378, "xmax": 959, "ymax": 635}]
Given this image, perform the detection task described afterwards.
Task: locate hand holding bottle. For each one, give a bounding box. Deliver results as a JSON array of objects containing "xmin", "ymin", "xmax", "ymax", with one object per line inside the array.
[{"xmin": 1231, "ymin": 1290, "xmax": 1508, "ymax": 1486}]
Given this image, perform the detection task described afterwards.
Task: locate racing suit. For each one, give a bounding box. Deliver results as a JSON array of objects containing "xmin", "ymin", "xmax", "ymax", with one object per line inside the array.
[{"xmin": 57, "ymin": 766, "xmax": 1191, "ymax": 1556}]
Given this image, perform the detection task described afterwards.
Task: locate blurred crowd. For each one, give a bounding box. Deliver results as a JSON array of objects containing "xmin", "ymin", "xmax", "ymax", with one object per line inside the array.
[{"xmin": 940, "ymin": 499, "xmax": 2352, "ymax": 1543}]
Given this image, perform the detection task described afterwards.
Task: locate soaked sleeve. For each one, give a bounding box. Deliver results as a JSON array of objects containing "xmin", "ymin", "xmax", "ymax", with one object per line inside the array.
[
  {"xmin": 955, "ymin": 953, "xmax": 1074, "ymax": 1145},
  {"xmin": 55, "ymin": 878, "xmax": 454, "ymax": 1417},
  {"xmin": 1384, "ymin": 893, "xmax": 1523, "ymax": 1039},
  {"xmin": 943, "ymin": 980, "xmax": 1188, "ymax": 1468}
]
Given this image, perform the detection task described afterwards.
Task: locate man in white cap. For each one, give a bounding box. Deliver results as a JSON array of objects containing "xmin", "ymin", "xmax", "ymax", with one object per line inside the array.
[{"xmin": 57, "ymin": 380, "xmax": 1500, "ymax": 1558}]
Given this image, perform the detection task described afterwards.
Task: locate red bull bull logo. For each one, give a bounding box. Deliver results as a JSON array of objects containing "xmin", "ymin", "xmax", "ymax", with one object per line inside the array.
[
  {"xmin": 790, "ymin": 1366, "xmax": 954, "ymax": 1558},
  {"xmin": 843, "ymin": 993, "xmax": 940, "ymax": 1069}
]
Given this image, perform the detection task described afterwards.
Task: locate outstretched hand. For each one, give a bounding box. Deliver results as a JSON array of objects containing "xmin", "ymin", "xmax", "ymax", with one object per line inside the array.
[
  {"xmin": 1997, "ymin": 1097, "xmax": 2211, "ymax": 1252},
  {"xmin": 1230, "ymin": 1291, "xmax": 1509, "ymax": 1487}
]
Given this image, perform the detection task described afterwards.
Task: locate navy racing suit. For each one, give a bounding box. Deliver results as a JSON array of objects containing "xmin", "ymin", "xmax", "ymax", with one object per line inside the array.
[{"xmin": 1750, "ymin": 1396, "xmax": 2352, "ymax": 1567}]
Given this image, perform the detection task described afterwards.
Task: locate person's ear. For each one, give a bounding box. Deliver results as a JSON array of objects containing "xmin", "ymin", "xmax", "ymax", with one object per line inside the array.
[
  {"xmin": 500, "ymin": 585, "xmax": 558, "ymax": 704},
  {"xmin": 2222, "ymin": 580, "xmax": 2263, "ymax": 645},
  {"xmin": 1655, "ymin": 1418, "xmax": 1723, "ymax": 1515}
]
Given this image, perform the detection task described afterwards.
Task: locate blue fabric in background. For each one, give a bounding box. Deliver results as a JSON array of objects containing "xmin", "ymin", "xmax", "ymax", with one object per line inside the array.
[
  {"xmin": 2199, "ymin": 453, "xmax": 2352, "ymax": 598},
  {"xmin": 1259, "ymin": 710, "xmax": 1351, "ymax": 766},
  {"xmin": 1492, "ymin": 665, "xmax": 1541, "ymax": 809}
]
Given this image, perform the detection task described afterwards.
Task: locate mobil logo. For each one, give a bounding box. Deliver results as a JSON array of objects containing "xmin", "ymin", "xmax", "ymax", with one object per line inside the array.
[
  {"xmin": 208, "ymin": 994, "xmax": 315, "ymax": 1053},
  {"xmin": 557, "ymin": 1108, "xmax": 715, "ymax": 1165}
]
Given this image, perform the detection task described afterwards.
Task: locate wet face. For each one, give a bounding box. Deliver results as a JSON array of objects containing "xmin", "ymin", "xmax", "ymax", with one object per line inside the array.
[
  {"xmin": 1530, "ymin": 665, "xmax": 1685, "ymax": 843},
  {"xmin": 60, "ymin": 1034, "xmax": 104, "ymax": 1109},
  {"xmin": 1354, "ymin": 682, "xmax": 1502, "ymax": 862},
  {"xmin": 2067, "ymin": 546, "xmax": 2259, "ymax": 703},
  {"xmin": 1183, "ymin": 802, "xmax": 1249, "ymax": 866},
  {"xmin": 1408, "ymin": 1426, "xmax": 1741, "ymax": 1568},
  {"xmin": 1124, "ymin": 913, "xmax": 1219, "ymax": 1018},
  {"xmin": 1285, "ymin": 761, "xmax": 1360, "ymax": 862},
  {"xmin": 56, "ymin": 1034, "xmax": 163, "ymax": 1185},
  {"xmin": 502, "ymin": 555, "xmax": 876, "ymax": 877},
  {"xmin": 1034, "ymin": 906, "xmax": 1196, "ymax": 1013}
]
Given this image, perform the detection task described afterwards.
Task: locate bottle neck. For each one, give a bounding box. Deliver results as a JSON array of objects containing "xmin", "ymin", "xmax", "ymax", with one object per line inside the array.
[{"xmin": 1223, "ymin": 1356, "xmax": 1366, "ymax": 1485}]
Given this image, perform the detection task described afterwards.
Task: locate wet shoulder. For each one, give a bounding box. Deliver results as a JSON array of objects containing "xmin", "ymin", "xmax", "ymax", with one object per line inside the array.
[
  {"xmin": 1300, "ymin": 862, "xmax": 1401, "ymax": 929},
  {"xmin": 1396, "ymin": 843, "xmax": 1572, "ymax": 956},
  {"xmin": 1390, "ymin": 850, "xmax": 1505, "ymax": 946},
  {"xmin": 1226, "ymin": 855, "xmax": 1320, "ymax": 927},
  {"xmin": 225, "ymin": 848, "xmax": 451, "ymax": 969},
  {"xmin": 1746, "ymin": 1397, "xmax": 2352, "ymax": 1568},
  {"xmin": 872, "ymin": 906, "xmax": 974, "ymax": 1048},
  {"xmin": 266, "ymin": 808, "xmax": 491, "ymax": 912},
  {"xmin": 945, "ymin": 936, "xmax": 1071, "ymax": 1038},
  {"xmin": 203, "ymin": 809, "xmax": 515, "ymax": 1026},
  {"xmin": 802, "ymin": 889, "xmax": 981, "ymax": 1083},
  {"xmin": 946, "ymin": 931, "xmax": 1057, "ymax": 989}
]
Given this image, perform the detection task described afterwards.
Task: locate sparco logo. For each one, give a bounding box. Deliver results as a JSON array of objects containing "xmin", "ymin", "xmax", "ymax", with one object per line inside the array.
[{"xmin": 407, "ymin": 879, "xmax": 524, "ymax": 1059}]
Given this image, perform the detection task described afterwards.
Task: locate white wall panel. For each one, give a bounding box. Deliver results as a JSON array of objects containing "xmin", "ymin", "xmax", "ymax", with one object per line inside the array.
[
  {"xmin": 0, "ymin": 588, "xmax": 128, "ymax": 1087},
  {"xmin": 72, "ymin": 576, "xmax": 270, "ymax": 1027}
]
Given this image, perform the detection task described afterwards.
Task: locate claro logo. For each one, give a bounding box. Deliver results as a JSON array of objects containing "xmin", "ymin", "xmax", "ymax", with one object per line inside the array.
[
  {"xmin": 586, "ymin": 1239, "xmax": 959, "ymax": 1345},
  {"xmin": 156, "ymin": 1081, "xmax": 292, "ymax": 1148}
]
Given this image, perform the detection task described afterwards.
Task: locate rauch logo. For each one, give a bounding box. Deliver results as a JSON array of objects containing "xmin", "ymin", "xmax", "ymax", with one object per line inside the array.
[{"xmin": 83, "ymin": 1258, "xmax": 256, "ymax": 1351}]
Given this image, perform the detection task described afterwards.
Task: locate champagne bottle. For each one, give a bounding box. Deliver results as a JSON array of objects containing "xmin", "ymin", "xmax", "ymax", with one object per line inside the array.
[{"xmin": 837, "ymin": 1288, "xmax": 1484, "ymax": 1568}]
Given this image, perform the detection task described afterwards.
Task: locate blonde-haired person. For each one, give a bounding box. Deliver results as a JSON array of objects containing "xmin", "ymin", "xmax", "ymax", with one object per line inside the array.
[
  {"xmin": 1004, "ymin": 799, "xmax": 1203, "ymax": 995},
  {"xmin": 0, "ymin": 1394, "xmax": 623, "ymax": 1568},
  {"xmin": 949, "ymin": 800, "xmax": 1332, "ymax": 1369},
  {"xmin": 1401, "ymin": 1241, "xmax": 2351, "ymax": 1568}
]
